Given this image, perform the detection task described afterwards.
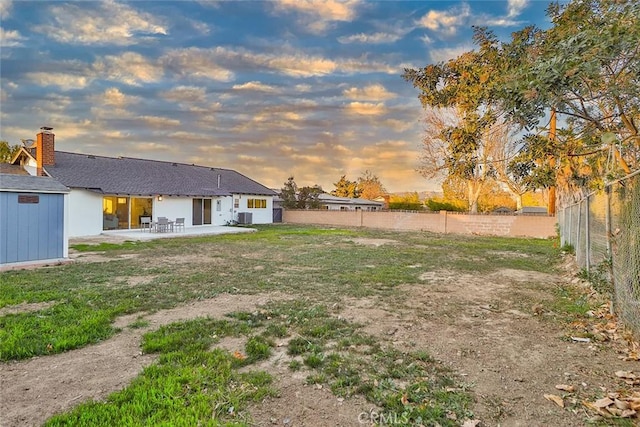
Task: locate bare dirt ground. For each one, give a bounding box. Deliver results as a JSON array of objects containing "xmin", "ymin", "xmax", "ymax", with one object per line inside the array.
[{"xmin": 2, "ymin": 248, "xmax": 639, "ymax": 426}]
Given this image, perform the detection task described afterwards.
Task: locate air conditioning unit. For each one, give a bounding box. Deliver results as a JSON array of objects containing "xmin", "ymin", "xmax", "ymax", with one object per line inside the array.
[{"xmin": 237, "ymin": 212, "xmax": 253, "ymax": 224}]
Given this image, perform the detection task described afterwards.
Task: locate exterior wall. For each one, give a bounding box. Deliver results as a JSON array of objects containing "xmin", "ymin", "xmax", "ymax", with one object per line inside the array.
[
  {"xmin": 233, "ymin": 194, "xmax": 273, "ymax": 224},
  {"xmin": 68, "ymin": 189, "xmax": 103, "ymax": 237},
  {"xmin": 323, "ymin": 204, "xmax": 380, "ymax": 211},
  {"xmin": 283, "ymin": 210, "xmax": 557, "ymax": 239},
  {"xmin": 153, "ymin": 197, "xmax": 194, "ymax": 226},
  {"xmin": 214, "ymin": 196, "xmax": 234, "ymax": 225},
  {"xmin": 0, "ymin": 192, "xmax": 65, "ymax": 264}
]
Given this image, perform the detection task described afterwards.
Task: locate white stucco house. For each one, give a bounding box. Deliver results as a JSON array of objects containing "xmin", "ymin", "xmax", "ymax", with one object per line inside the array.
[
  {"xmin": 273, "ymin": 192, "xmax": 383, "ymax": 211},
  {"xmin": 317, "ymin": 194, "xmax": 383, "ymax": 211},
  {"xmin": 11, "ymin": 127, "xmax": 277, "ymax": 237}
]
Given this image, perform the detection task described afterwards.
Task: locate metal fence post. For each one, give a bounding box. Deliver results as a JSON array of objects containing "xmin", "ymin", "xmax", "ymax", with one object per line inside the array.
[{"xmin": 585, "ymin": 194, "xmax": 591, "ymax": 274}]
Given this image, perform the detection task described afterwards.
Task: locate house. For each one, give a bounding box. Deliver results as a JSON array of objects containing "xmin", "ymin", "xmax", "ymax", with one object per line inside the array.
[
  {"xmin": 272, "ymin": 192, "xmax": 383, "ymax": 211},
  {"xmin": 0, "ymin": 173, "xmax": 69, "ymax": 268},
  {"xmin": 11, "ymin": 127, "xmax": 277, "ymax": 237},
  {"xmin": 515, "ymin": 206, "xmax": 548, "ymax": 215},
  {"xmin": 317, "ymin": 194, "xmax": 383, "ymax": 211}
]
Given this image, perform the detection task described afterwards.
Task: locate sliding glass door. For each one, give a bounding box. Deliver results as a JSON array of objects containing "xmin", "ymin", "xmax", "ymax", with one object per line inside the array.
[{"xmin": 192, "ymin": 198, "xmax": 212, "ymax": 225}]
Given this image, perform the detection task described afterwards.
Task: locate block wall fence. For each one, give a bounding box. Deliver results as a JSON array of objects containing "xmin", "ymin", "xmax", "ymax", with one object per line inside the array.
[{"xmin": 282, "ymin": 210, "xmax": 557, "ymax": 239}]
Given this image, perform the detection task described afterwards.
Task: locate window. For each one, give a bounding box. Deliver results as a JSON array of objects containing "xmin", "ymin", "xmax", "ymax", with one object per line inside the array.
[
  {"xmin": 247, "ymin": 198, "xmax": 267, "ymax": 208},
  {"xmin": 234, "ymin": 199, "xmax": 240, "ymax": 208}
]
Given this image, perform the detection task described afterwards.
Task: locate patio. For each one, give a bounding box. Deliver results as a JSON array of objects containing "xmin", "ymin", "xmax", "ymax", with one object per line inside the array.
[{"xmin": 71, "ymin": 225, "xmax": 257, "ymax": 245}]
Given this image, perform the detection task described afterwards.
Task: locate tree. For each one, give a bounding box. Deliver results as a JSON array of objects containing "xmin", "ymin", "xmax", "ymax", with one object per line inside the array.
[
  {"xmin": 331, "ymin": 175, "xmax": 360, "ymax": 198},
  {"xmin": 280, "ymin": 176, "xmax": 323, "ymax": 209},
  {"xmin": 388, "ymin": 192, "xmax": 422, "ymax": 210},
  {"xmin": 403, "ymin": 31, "xmax": 517, "ymax": 213},
  {"xmin": 297, "ymin": 185, "xmax": 323, "ymax": 209},
  {"xmin": 0, "ymin": 141, "xmax": 20, "ymax": 163},
  {"xmin": 280, "ymin": 176, "xmax": 298, "ymax": 209},
  {"xmin": 357, "ymin": 170, "xmax": 386, "ymax": 200},
  {"xmin": 414, "ymin": 107, "xmax": 498, "ymax": 213},
  {"xmin": 500, "ymin": 0, "xmax": 640, "ymax": 180},
  {"xmin": 488, "ymin": 120, "xmax": 529, "ymax": 210}
]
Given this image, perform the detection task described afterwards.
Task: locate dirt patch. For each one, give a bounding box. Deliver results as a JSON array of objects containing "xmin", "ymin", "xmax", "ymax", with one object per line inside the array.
[
  {"xmin": 0, "ymin": 301, "xmax": 56, "ymax": 316},
  {"xmin": 487, "ymin": 250, "xmax": 532, "ymax": 258},
  {"xmin": 69, "ymin": 251, "xmax": 140, "ymax": 264},
  {"xmin": 342, "ymin": 270, "xmax": 638, "ymax": 426},
  {"xmin": 245, "ymin": 342, "xmax": 373, "ymax": 426},
  {"xmin": 349, "ymin": 238, "xmax": 399, "ymax": 247}
]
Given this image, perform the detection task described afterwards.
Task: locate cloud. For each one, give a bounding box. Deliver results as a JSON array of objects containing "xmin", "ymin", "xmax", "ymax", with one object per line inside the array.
[
  {"xmin": 345, "ymin": 102, "xmax": 387, "ymax": 116},
  {"xmin": 507, "ymin": 0, "xmax": 528, "ymax": 17},
  {"xmin": 188, "ymin": 19, "xmax": 210, "ymax": 35},
  {"xmin": 161, "ymin": 46, "xmax": 397, "ymax": 79},
  {"xmin": 34, "ymin": 0, "xmax": 167, "ymax": 46},
  {"xmin": 272, "ymin": 0, "xmax": 360, "ymax": 33},
  {"xmin": 95, "ymin": 52, "xmax": 164, "ymax": 86},
  {"xmin": 25, "ymin": 72, "xmax": 91, "ymax": 90},
  {"xmin": 161, "ymin": 48, "xmax": 235, "ymax": 81},
  {"xmin": 100, "ymin": 88, "xmax": 140, "ymax": 107},
  {"xmin": 0, "ymin": 0, "xmax": 12, "ymax": 19},
  {"xmin": 429, "ymin": 44, "xmax": 474, "ymax": 63},
  {"xmin": 343, "ymin": 84, "xmax": 396, "ymax": 101},
  {"xmin": 141, "ymin": 116, "xmax": 181, "ymax": 128},
  {"xmin": 232, "ymin": 81, "xmax": 279, "ymax": 93},
  {"xmin": 418, "ymin": 3, "xmax": 470, "ymax": 36},
  {"xmin": 0, "ymin": 27, "xmax": 25, "ymax": 47},
  {"xmin": 383, "ymin": 118, "xmax": 415, "ymax": 133},
  {"xmin": 160, "ymin": 86, "xmax": 207, "ymax": 103},
  {"xmin": 338, "ymin": 32, "xmax": 401, "ymax": 44}
]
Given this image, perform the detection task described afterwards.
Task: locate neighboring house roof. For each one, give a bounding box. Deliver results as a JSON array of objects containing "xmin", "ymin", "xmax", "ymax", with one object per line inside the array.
[
  {"xmin": 0, "ymin": 173, "xmax": 69, "ymax": 193},
  {"xmin": 272, "ymin": 192, "xmax": 384, "ymax": 206},
  {"xmin": 0, "ymin": 164, "xmax": 29, "ymax": 175},
  {"xmin": 516, "ymin": 206, "xmax": 548, "ymax": 215},
  {"xmin": 318, "ymin": 194, "xmax": 383, "ymax": 206},
  {"xmin": 46, "ymin": 152, "xmax": 276, "ymax": 197}
]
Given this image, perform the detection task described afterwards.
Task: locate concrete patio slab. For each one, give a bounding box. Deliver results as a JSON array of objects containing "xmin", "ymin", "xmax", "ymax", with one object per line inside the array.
[{"xmin": 71, "ymin": 225, "xmax": 256, "ymax": 244}]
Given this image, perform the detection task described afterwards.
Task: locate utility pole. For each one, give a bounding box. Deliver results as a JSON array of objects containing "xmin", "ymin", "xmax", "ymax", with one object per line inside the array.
[{"xmin": 548, "ymin": 108, "xmax": 557, "ymax": 215}]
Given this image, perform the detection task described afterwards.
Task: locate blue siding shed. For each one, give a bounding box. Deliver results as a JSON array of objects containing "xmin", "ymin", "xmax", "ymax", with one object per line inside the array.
[{"xmin": 0, "ymin": 174, "xmax": 69, "ymax": 266}]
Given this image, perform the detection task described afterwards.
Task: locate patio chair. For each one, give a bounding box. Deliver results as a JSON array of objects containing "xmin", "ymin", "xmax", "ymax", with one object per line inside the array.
[
  {"xmin": 156, "ymin": 217, "xmax": 171, "ymax": 233},
  {"xmin": 174, "ymin": 217, "xmax": 185, "ymax": 232},
  {"xmin": 140, "ymin": 216, "xmax": 152, "ymax": 232}
]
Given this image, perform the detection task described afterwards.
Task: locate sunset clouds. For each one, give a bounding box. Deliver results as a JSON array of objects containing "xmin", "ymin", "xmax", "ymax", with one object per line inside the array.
[{"xmin": 0, "ymin": 0, "xmax": 542, "ymax": 192}]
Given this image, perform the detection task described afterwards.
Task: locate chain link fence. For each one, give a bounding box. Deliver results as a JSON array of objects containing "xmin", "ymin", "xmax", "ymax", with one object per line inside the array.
[{"xmin": 558, "ymin": 171, "xmax": 640, "ymax": 336}]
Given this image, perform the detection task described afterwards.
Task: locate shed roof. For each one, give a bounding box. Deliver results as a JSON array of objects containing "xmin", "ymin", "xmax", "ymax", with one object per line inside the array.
[
  {"xmin": 0, "ymin": 174, "xmax": 69, "ymax": 193},
  {"xmin": 46, "ymin": 152, "xmax": 276, "ymax": 197}
]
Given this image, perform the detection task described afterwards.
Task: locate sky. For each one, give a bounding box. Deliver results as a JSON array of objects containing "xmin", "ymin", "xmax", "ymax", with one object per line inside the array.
[{"xmin": 0, "ymin": 0, "xmax": 555, "ymax": 193}]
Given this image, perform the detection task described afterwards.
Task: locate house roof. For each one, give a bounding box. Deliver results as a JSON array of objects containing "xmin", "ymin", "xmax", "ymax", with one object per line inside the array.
[
  {"xmin": 0, "ymin": 164, "xmax": 29, "ymax": 175},
  {"xmin": 273, "ymin": 192, "xmax": 383, "ymax": 206},
  {"xmin": 318, "ymin": 194, "xmax": 383, "ymax": 206},
  {"xmin": 0, "ymin": 173, "xmax": 70, "ymax": 193},
  {"xmin": 46, "ymin": 152, "xmax": 276, "ymax": 197}
]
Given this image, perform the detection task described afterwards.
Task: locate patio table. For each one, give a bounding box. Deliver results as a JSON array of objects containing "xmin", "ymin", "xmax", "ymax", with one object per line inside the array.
[{"xmin": 153, "ymin": 219, "xmax": 174, "ymax": 233}]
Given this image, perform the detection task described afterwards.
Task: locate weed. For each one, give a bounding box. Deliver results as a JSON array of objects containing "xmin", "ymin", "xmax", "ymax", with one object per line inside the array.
[
  {"xmin": 303, "ymin": 352, "xmax": 325, "ymax": 368},
  {"xmin": 288, "ymin": 360, "xmax": 303, "ymax": 371},
  {"xmin": 127, "ymin": 318, "xmax": 150, "ymax": 329},
  {"xmin": 577, "ymin": 261, "xmax": 614, "ymax": 296},
  {"xmin": 244, "ymin": 335, "xmax": 273, "ymax": 362}
]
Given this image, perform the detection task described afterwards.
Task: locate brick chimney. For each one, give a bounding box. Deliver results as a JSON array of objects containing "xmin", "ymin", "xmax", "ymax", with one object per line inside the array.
[{"xmin": 36, "ymin": 126, "xmax": 55, "ymax": 176}]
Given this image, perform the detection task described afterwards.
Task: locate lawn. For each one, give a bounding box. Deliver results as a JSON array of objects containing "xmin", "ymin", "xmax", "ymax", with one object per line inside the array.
[{"xmin": 2, "ymin": 224, "xmax": 593, "ymax": 426}]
